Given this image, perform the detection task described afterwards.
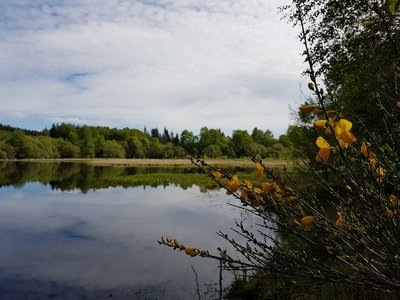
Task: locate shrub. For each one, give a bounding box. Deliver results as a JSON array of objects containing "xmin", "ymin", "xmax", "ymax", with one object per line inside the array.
[{"xmin": 159, "ymin": 1, "xmax": 400, "ymax": 297}]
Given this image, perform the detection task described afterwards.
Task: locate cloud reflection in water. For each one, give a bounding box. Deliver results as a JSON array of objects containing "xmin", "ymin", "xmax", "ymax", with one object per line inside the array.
[{"xmin": 0, "ymin": 183, "xmax": 248, "ymax": 299}]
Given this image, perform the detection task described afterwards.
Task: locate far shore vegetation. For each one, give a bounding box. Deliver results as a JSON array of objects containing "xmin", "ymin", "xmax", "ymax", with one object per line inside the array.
[
  {"xmin": 1, "ymin": 157, "xmax": 296, "ymax": 168},
  {"xmin": 0, "ymin": 123, "xmax": 298, "ymax": 161}
]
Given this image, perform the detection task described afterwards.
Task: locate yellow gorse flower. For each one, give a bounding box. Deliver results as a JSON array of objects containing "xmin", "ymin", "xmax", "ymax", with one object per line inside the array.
[
  {"xmin": 361, "ymin": 141, "xmax": 378, "ymax": 172},
  {"xmin": 226, "ymin": 175, "xmax": 240, "ymax": 195},
  {"xmin": 376, "ymin": 167, "xmax": 385, "ymax": 184},
  {"xmin": 387, "ymin": 209, "xmax": 395, "ymax": 218},
  {"xmin": 301, "ymin": 216, "xmax": 315, "ymax": 226},
  {"xmin": 261, "ymin": 182, "xmax": 273, "ymax": 193},
  {"xmin": 253, "ymin": 187, "xmax": 263, "ymax": 202},
  {"xmin": 240, "ymin": 189, "xmax": 248, "ymax": 200},
  {"xmin": 255, "ymin": 162, "xmax": 264, "ymax": 177},
  {"xmin": 299, "ymin": 104, "xmax": 317, "ymax": 114},
  {"xmin": 335, "ymin": 212, "xmax": 343, "ymax": 227},
  {"xmin": 312, "ymin": 108, "xmax": 323, "ymax": 115},
  {"xmin": 334, "ymin": 119, "xmax": 356, "ymax": 148},
  {"xmin": 389, "ymin": 194, "xmax": 398, "ymax": 203},
  {"xmin": 184, "ymin": 247, "xmax": 198, "ymax": 257},
  {"xmin": 213, "ymin": 170, "xmax": 224, "ymax": 182},
  {"xmin": 314, "ymin": 118, "xmax": 356, "ymax": 162},
  {"xmin": 316, "ymin": 136, "xmax": 331, "ymax": 163},
  {"xmin": 361, "ymin": 141, "xmax": 376, "ymax": 159},
  {"xmin": 314, "ymin": 119, "xmax": 327, "ymax": 130},
  {"xmin": 244, "ymin": 180, "xmax": 253, "ymax": 189}
]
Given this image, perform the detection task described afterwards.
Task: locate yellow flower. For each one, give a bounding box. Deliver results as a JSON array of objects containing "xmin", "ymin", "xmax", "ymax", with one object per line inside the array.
[
  {"xmin": 340, "ymin": 130, "xmax": 356, "ymax": 145},
  {"xmin": 301, "ymin": 216, "xmax": 315, "ymax": 226},
  {"xmin": 361, "ymin": 141, "xmax": 368, "ymax": 155},
  {"xmin": 244, "ymin": 180, "xmax": 253, "ymax": 189},
  {"xmin": 389, "ymin": 194, "xmax": 398, "ymax": 203},
  {"xmin": 299, "ymin": 104, "xmax": 316, "ymax": 114},
  {"xmin": 334, "ymin": 119, "xmax": 356, "ymax": 148},
  {"xmin": 335, "ymin": 119, "xmax": 352, "ymax": 133},
  {"xmin": 314, "ymin": 119, "xmax": 327, "ymax": 130},
  {"xmin": 387, "ymin": 209, "xmax": 395, "ymax": 218},
  {"xmin": 226, "ymin": 175, "xmax": 240, "ymax": 195},
  {"xmin": 213, "ymin": 170, "xmax": 223, "ymax": 182},
  {"xmin": 255, "ymin": 162, "xmax": 264, "ymax": 177},
  {"xmin": 316, "ymin": 137, "xmax": 331, "ymax": 163},
  {"xmin": 361, "ymin": 141, "xmax": 376, "ymax": 159},
  {"xmin": 312, "ymin": 108, "xmax": 323, "ymax": 115},
  {"xmin": 376, "ymin": 167, "xmax": 385, "ymax": 184},
  {"xmin": 367, "ymin": 158, "xmax": 377, "ymax": 171},
  {"xmin": 377, "ymin": 167, "xmax": 385, "ymax": 175},
  {"xmin": 184, "ymin": 247, "xmax": 198, "ymax": 257},
  {"xmin": 316, "ymin": 136, "xmax": 330, "ymax": 148},
  {"xmin": 240, "ymin": 189, "xmax": 248, "ymax": 200},
  {"xmin": 261, "ymin": 182, "xmax": 273, "ymax": 193},
  {"xmin": 253, "ymin": 187, "xmax": 263, "ymax": 201},
  {"xmin": 335, "ymin": 213, "xmax": 343, "ymax": 227},
  {"xmin": 273, "ymin": 183, "xmax": 283, "ymax": 194}
]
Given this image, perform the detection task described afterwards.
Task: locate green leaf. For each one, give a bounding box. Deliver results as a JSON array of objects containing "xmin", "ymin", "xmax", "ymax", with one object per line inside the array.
[{"xmin": 388, "ymin": 0, "xmax": 400, "ymax": 14}]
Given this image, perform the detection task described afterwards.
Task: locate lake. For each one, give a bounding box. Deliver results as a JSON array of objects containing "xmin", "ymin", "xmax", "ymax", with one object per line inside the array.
[{"xmin": 0, "ymin": 161, "xmax": 257, "ymax": 299}]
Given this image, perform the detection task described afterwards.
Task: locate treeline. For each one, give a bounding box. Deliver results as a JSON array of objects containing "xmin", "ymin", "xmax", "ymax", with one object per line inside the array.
[{"xmin": 0, "ymin": 123, "xmax": 293, "ymax": 159}]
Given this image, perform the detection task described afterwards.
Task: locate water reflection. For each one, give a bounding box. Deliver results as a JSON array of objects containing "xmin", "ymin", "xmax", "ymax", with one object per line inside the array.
[
  {"xmin": 0, "ymin": 163, "xmax": 256, "ymax": 299},
  {"xmin": 0, "ymin": 161, "xmax": 254, "ymax": 193}
]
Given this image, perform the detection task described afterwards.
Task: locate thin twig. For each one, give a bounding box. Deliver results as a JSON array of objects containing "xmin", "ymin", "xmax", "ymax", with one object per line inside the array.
[{"xmin": 191, "ymin": 265, "xmax": 201, "ymax": 300}]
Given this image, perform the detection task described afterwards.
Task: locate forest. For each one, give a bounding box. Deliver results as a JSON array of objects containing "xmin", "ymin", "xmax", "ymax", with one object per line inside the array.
[{"xmin": 0, "ymin": 123, "xmax": 295, "ymax": 160}]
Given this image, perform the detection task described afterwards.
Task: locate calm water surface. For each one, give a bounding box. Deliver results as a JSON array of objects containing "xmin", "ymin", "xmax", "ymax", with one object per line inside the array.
[{"xmin": 0, "ymin": 162, "xmax": 254, "ymax": 299}]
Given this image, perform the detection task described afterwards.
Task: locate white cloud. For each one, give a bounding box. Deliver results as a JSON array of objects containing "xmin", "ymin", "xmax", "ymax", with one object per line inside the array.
[{"xmin": 0, "ymin": 0, "xmax": 305, "ymax": 137}]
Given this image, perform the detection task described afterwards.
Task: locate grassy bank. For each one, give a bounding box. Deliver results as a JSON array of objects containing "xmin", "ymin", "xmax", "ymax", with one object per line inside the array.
[{"xmin": 3, "ymin": 158, "xmax": 296, "ymax": 168}]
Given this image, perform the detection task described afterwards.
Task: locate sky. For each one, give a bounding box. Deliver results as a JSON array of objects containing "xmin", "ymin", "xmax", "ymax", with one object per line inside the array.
[{"xmin": 0, "ymin": 0, "xmax": 307, "ymax": 138}]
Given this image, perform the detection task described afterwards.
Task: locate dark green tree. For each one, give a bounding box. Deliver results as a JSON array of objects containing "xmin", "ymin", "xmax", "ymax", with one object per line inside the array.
[
  {"xmin": 78, "ymin": 126, "xmax": 95, "ymax": 158},
  {"xmin": 251, "ymin": 128, "xmax": 276, "ymax": 147},
  {"xmin": 232, "ymin": 130, "xmax": 253, "ymax": 157},
  {"xmin": 102, "ymin": 140, "xmax": 126, "ymax": 158},
  {"xmin": 180, "ymin": 129, "xmax": 198, "ymax": 155},
  {"xmin": 284, "ymin": 0, "xmax": 400, "ymax": 137}
]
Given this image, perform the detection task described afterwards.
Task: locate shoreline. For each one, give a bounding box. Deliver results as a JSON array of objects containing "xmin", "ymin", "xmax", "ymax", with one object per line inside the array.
[{"xmin": 1, "ymin": 158, "xmax": 295, "ymax": 168}]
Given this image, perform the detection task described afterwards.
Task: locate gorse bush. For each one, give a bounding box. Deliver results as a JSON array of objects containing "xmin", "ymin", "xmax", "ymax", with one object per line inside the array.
[{"xmin": 159, "ymin": 0, "xmax": 400, "ymax": 297}]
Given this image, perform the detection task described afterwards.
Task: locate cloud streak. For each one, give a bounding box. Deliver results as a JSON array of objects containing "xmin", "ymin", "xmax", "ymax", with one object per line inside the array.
[{"xmin": 0, "ymin": 0, "xmax": 305, "ymax": 137}]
